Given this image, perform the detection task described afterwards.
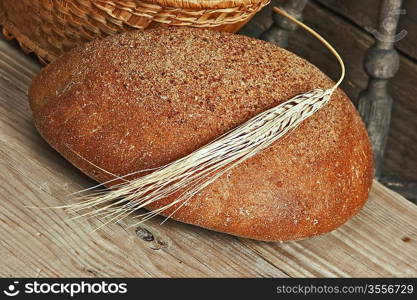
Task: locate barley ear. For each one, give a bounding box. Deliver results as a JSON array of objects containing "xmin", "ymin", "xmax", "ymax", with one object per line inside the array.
[{"xmin": 65, "ymin": 6, "xmax": 346, "ymax": 226}]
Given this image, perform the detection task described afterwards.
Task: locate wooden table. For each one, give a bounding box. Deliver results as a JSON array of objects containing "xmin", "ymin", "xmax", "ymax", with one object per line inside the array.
[{"xmin": 1, "ymin": 34, "xmax": 416, "ymax": 278}]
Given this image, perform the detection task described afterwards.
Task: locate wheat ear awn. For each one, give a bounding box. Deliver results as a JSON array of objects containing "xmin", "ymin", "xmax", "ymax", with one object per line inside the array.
[{"xmin": 64, "ymin": 6, "xmax": 346, "ymax": 226}]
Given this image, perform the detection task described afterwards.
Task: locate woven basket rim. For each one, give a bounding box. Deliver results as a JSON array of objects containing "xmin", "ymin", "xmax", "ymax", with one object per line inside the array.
[
  {"xmin": 144, "ymin": 0, "xmax": 265, "ymax": 9},
  {"xmin": 0, "ymin": 0, "xmax": 270, "ymax": 63}
]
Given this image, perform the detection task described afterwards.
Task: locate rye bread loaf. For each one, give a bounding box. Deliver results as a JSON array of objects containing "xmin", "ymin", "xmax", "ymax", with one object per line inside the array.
[{"xmin": 29, "ymin": 27, "xmax": 373, "ymax": 242}]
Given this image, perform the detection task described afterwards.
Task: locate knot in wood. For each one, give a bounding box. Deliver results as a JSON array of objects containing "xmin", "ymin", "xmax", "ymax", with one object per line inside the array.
[{"xmin": 135, "ymin": 227, "xmax": 154, "ymax": 242}]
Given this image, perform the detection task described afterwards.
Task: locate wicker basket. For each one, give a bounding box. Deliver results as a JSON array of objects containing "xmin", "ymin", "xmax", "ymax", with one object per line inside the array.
[{"xmin": 0, "ymin": 0, "xmax": 270, "ymax": 63}]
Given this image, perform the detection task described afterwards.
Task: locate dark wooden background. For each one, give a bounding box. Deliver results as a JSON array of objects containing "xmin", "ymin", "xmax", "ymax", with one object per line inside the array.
[{"xmin": 241, "ymin": 0, "xmax": 417, "ymax": 202}]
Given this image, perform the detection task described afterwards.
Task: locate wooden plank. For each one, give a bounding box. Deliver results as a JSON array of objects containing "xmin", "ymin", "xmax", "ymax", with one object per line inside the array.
[
  {"xmin": 241, "ymin": 180, "xmax": 417, "ymax": 277},
  {"xmin": 1, "ymin": 25, "xmax": 417, "ymax": 278},
  {"xmin": 318, "ymin": 0, "xmax": 417, "ymax": 61}
]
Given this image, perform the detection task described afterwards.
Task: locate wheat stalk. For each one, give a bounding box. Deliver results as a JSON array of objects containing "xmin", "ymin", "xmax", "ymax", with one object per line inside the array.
[{"xmin": 63, "ymin": 7, "xmax": 346, "ymax": 227}]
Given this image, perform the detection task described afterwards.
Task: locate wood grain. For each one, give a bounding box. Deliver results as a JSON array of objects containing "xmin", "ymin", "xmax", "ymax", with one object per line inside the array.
[
  {"xmin": 0, "ymin": 30, "xmax": 417, "ymax": 278},
  {"xmin": 318, "ymin": 0, "xmax": 417, "ymax": 61}
]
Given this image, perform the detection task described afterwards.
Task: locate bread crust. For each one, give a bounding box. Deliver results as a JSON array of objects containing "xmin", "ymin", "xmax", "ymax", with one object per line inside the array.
[{"xmin": 29, "ymin": 27, "xmax": 373, "ymax": 242}]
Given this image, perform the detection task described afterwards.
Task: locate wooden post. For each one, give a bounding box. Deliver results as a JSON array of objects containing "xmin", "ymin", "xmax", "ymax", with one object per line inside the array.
[
  {"xmin": 260, "ymin": 0, "xmax": 308, "ymax": 47},
  {"xmin": 357, "ymin": 0, "xmax": 404, "ymax": 179}
]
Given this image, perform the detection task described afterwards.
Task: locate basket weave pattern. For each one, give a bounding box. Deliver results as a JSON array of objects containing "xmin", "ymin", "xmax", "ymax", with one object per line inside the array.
[{"xmin": 0, "ymin": 0, "xmax": 269, "ymax": 63}]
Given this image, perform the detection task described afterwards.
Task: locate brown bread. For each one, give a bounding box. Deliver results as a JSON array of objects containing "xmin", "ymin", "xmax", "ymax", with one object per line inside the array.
[{"xmin": 29, "ymin": 27, "xmax": 373, "ymax": 242}]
